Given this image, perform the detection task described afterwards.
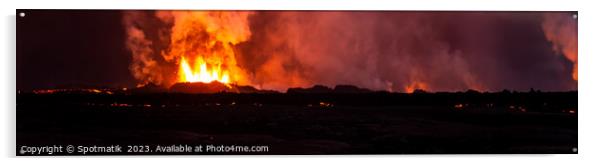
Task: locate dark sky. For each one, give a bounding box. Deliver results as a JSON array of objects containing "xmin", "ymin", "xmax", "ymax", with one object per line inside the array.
[
  {"xmin": 17, "ymin": 10, "xmax": 135, "ymax": 90},
  {"xmin": 17, "ymin": 10, "xmax": 577, "ymax": 92}
]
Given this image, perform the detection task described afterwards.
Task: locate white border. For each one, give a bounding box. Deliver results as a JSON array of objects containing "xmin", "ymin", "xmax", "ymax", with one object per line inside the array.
[{"xmin": 2, "ymin": 0, "xmax": 601, "ymax": 166}]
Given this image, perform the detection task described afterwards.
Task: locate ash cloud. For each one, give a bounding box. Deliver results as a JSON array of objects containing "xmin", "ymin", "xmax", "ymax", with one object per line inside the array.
[{"xmin": 237, "ymin": 11, "xmax": 577, "ymax": 92}]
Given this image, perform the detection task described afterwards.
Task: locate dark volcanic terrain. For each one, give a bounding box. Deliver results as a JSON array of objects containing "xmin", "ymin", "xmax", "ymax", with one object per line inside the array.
[{"xmin": 16, "ymin": 87, "xmax": 577, "ymax": 155}]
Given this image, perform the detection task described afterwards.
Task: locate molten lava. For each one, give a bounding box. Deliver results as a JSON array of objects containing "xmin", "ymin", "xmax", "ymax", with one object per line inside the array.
[{"xmin": 179, "ymin": 56, "xmax": 230, "ymax": 84}]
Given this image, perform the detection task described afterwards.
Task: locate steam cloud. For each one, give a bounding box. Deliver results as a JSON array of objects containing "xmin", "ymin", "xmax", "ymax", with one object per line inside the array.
[{"xmin": 123, "ymin": 11, "xmax": 577, "ymax": 92}]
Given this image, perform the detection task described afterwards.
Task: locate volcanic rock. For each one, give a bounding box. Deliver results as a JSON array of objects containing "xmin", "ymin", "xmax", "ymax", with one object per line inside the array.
[
  {"xmin": 130, "ymin": 83, "xmax": 168, "ymax": 93},
  {"xmin": 333, "ymin": 85, "xmax": 372, "ymax": 93},
  {"xmin": 170, "ymin": 81, "xmax": 237, "ymax": 94},
  {"xmin": 286, "ymin": 85, "xmax": 333, "ymax": 94}
]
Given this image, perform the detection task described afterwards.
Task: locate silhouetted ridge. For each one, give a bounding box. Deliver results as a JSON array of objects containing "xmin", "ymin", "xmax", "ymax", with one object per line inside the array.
[
  {"xmin": 333, "ymin": 85, "xmax": 372, "ymax": 93},
  {"xmin": 287, "ymin": 85, "xmax": 332, "ymax": 93},
  {"xmin": 131, "ymin": 83, "xmax": 168, "ymax": 93},
  {"xmin": 169, "ymin": 81, "xmax": 236, "ymax": 93},
  {"xmin": 412, "ymin": 89, "xmax": 429, "ymax": 94}
]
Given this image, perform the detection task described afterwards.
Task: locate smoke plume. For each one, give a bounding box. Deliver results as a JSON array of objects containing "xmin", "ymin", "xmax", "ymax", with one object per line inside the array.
[
  {"xmin": 123, "ymin": 11, "xmax": 577, "ymax": 92},
  {"xmin": 542, "ymin": 13, "xmax": 578, "ymax": 81}
]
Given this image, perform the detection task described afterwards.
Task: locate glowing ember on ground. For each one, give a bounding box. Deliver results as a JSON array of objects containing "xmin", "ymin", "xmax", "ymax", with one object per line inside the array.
[
  {"xmin": 454, "ymin": 104, "xmax": 464, "ymax": 109},
  {"xmin": 319, "ymin": 102, "xmax": 334, "ymax": 107}
]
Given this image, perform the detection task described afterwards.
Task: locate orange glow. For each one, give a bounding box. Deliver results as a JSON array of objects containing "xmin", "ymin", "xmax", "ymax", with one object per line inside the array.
[
  {"xmin": 454, "ymin": 104, "xmax": 464, "ymax": 109},
  {"xmin": 159, "ymin": 11, "xmax": 253, "ymax": 86},
  {"xmin": 179, "ymin": 56, "xmax": 231, "ymax": 84},
  {"xmin": 405, "ymin": 81, "xmax": 428, "ymax": 93},
  {"xmin": 319, "ymin": 101, "xmax": 334, "ymax": 107}
]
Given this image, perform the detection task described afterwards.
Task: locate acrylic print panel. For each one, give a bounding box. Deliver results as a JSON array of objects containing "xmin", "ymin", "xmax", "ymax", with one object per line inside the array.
[{"xmin": 16, "ymin": 10, "xmax": 577, "ymax": 155}]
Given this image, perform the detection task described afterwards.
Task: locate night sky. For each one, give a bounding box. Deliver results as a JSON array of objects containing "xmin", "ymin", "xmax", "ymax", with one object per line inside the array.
[
  {"xmin": 17, "ymin": 10, "xmax": 135, "ymax": 91},
  {"xmin": 16, "ymin": 10, "xmax": 578, "ymax": 92}
]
